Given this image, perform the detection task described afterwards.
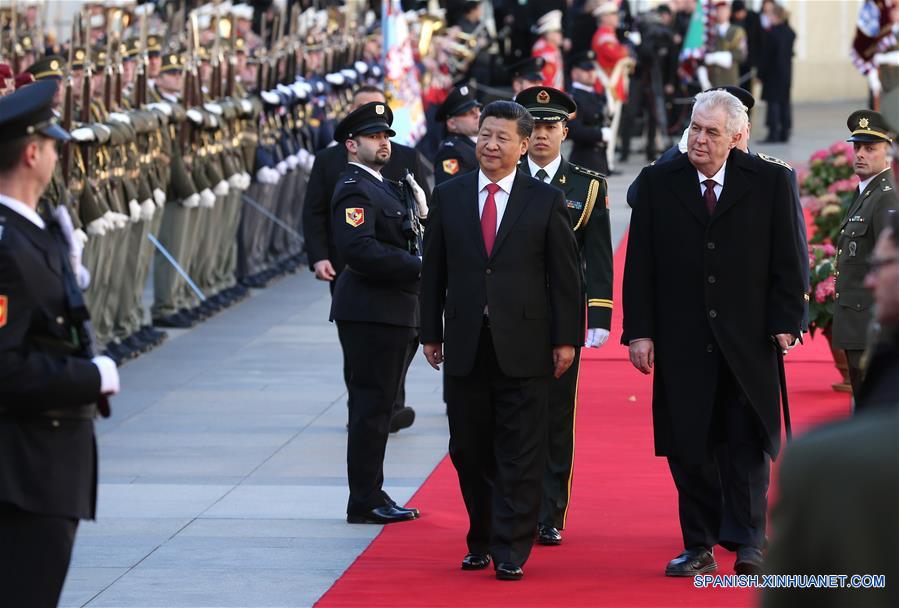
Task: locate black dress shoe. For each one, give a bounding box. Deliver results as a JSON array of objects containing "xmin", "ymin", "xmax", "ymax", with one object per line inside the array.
[
  {"xmin": 152, "ymin": 313, "xmax": 193, "ymax": 329},
  {"xmin": 537, "ymin": 523, "xmax": 562, "ymax": 546},
  {"xmin": 389, "ymin": 406, "xmax": 416, "ymax": 433},
  {"xmin": 665, "ymin": 548, "xmax": 717, "ymax": 577},
  {"xmin": 461, "ymin": 553, "xmax": 491, "ymax": 570},
  {"xmin": 385, "ymin": 500, "xmax": 420, "ymax": 519},
  {"xmin": 495, "ymin": 563, "xmax": 524, "ymax": 581},
  {"xmin": 346, "ymin": 505, "xmax": 420, "ymax": 525},
  {"xmin": 734, "ymin": 546, "xmax": 764, "ymax": 575}
]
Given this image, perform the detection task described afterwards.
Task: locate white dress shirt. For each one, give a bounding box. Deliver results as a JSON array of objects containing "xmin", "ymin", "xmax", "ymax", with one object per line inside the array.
[
  {"xmin": 0, "ymin": 194, "xmax": 45, "ymax": 229},
  {"xmin": 477, "ymin": 169, "xmax": 516, "ymax": 234},
  {"xmin": 349, "ymin": 161, "xmax": 384, "ymax": 182},
  {"xmin": 858, "ymin": 167, "xmax": 890, "ymax": 195},
  {"xmin": 571, "ymin": 82, "xmax": 594, "ymax": 94},
  {"xmin": 697, "ymin": 161, "xmax": 727, "ymax": 201},
  {"xmin": 527, "ymin": 155, "xmax": 563, "ymax": 184}
]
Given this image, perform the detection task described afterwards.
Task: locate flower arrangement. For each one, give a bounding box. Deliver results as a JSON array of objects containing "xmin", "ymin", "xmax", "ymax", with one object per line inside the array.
[
  {"xmin": 807, "ymin": 244, "xmax": 837, "ymax": 336},
  {"xmin": 800, "ymin": 142, "xmax": 859, "ymax": 244}
]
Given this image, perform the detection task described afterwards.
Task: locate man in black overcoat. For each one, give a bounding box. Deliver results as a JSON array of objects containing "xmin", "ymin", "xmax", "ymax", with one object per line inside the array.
[
  {"xmin": 623, "ymin": 89, "xmax": 805, "ymax": 577},
  {"xmin": 420, "ymin": 100, "xmax": 581, "ymax": 580}
]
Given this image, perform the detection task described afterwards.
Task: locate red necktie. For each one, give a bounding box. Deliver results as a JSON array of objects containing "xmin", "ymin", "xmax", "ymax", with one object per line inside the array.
[
  {"xmin": 703, "ymin": 179, "xmax": 717, "ymax": 215},
  {"xmin": 481, "ymin": 183, "xmax": 500, "ymax": 255}
]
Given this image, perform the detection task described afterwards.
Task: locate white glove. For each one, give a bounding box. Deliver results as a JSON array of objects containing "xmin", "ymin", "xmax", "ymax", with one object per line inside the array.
[
  {"xmin": 625, "ymin": 31, "xmax": 642, "ymax": 47},
  {"xmin": 92, "ymin": 355, "xmax": 120, "ymax": 395},
  {"xmin": 585, "ymin": 328, "xmax": 610, "ymax": 348},
  {"xmin": 75, "ymin": 263, "xmax": 91, "ymax": 290},
  {"xmin": 153, "ymin": 188, "xmax": 167, "ymax": 207},
  {"xmin": 213, "ymin": 180, "xmax": 230, "ymax": 196},
  {"xmin": 276, "ymin": 160, "xmax": 289, "ymax": 175},
  {"xmin": 404, "ymin": 173, "xmax": 429, "ymax": 219},
  {"xmin": 601, "ymin": 127, "xmax": 611, "ymax": 143},
  {"xmin": 186, "ymin": 109, "xmax": 205, "ymax": 125},
  {"xmin": 182, "ymin": 193, "xmax": 201, "ymax": 208},
  {"xmin": 705, "ymin": 51, "xmax": 733, "ymax": 69},
  {"xmin": 875, "ymin": 51, "xmax": 899, "ymax": 66},
  {"xmin": 86, "ymin": 217, "xmax": 107, "ymax": 236},
  {"xmin": 128, "ymin": 199, "xmax": 142, "ymax": 222},
  {"xmin": 869, "ymin": 69, "xmax": 883, "ymax": 96},
  {"xmin": 73, "ymin": 228, "xmax": 89, "ymax": 250},
  {"xmin": 140, "ymin": 199, "xmax": 156, "ymax": 221},
  {"xmin": 199, "ymin": 188, "xmax": 216, "ymax": 208},
  {"xmin": 696, "ymin": 65, "xmax": 713, "ymax": 92},
  {"xmin": 107, "ymin": 211, "xmax": 129, "ymax": 229}
]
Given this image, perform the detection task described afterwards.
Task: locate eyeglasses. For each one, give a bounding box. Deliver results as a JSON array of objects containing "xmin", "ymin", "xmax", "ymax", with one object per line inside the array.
[{"xmin": 866, "ymin": 255, "xmax": 899, "ymax": 273}]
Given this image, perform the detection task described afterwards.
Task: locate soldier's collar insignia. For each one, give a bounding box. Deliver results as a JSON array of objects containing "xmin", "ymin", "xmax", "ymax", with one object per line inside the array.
[
  {"xmin": 375, "ymin": 104, "xmax": 385, "ymax": 115},
  {"xmin": 537, "ymin": 90, "xmax": 550, "ymax": 104},
  {"xmin": 559, "ymin": 174, "xmax": 566, "ymax": 184},
  {"xmin": 859, "ymin": 117, "xmax": 870, "ymax": 129},
  {"xmin": 50, "ymin": 60, "xmax": 59, "ymax": 70}
]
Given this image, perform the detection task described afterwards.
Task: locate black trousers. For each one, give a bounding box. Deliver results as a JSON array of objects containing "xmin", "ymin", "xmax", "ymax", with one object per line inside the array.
[
  {"xmin": 539, "ymin": 346, "xmax": 581, "ymax": 530},
  {"xmin": 845, "ymin": 349, "xmax": 865, "ymax": 408},
  {"xmin": 445, "ymin": 324, "xmax": 549, "ymax": 567},
  {"xmin": 667, "ymin": 360, "xmax": 770, "ymax": 552},
  {"xmin": 766, "ymin": 100, "xmax": 792, "ymax": 141},
  {"xmin": 0, "ymin": 502, "xmax": 79, "ymax": 608},
  {"xmin": 337, "ymin": 321, "xmax": 417, "ymax": 515}
]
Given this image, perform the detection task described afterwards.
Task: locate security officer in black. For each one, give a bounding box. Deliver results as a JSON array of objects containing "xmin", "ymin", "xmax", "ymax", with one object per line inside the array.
[
  {"xmin": 514, "ymin": 87, "xmax": 614, "ymax": 546},
  {"xmin": 0, "ymin": 80, "xmax": 120, "ymax": 608},
  {"xmin": 833, "ymin": 110, "xmax": 899, "ymax": 404},
  {"xmin": 433, "ymin": 84, "xmax": 481, "ymax": 185},
  {"xmin": 567, "ymin": 50, "xmax": 611, "ymax": 175},
  {"xmin": 509, "ymin": 56, "xmax": 546, "ymax": 96},
  {"xmin": 330, "ymin": 102, "xmax": 422, "ymax": 525}
]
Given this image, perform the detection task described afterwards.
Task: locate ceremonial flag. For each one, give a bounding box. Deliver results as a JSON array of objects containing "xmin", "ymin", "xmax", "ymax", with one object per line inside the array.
[
  {"xmin": 680, "ymin": 0, "xmax": 711, "ymax": 61},
  {"xmin": 851, "ymin": 0, "xmax": 897, "ymax": 75},
  {"xmin": 382, "ymin": 0, "xmax": 426, "ymax": 146}
]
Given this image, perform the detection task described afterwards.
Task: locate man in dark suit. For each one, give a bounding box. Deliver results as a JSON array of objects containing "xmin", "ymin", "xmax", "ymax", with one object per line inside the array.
[
  {"xmin": 623, "ymin": 90, "xmax": 805, "ymax": 577},
  {"xmin": 329, "ymin": 102, "xmax": 422, "ymax": 526},
  {"xmin": 302, "ymin": 84, "xmax": 431, "ymax": 432},
  {"xmin": 420, "ymin": 100, "xmax": 581, "ymax": 580},
  {"xmin": 433, "ymin": 84, "xmax": 480, "ymax": 185},
  {"xmin": 762, "ymin": 407, "xmax": 898, "ymax": 608},
  {"xmin": 0, "ymin": 80, "xmax": 120, "ymax": 608},
  {"xmin": 515, "ymin": 86, "xmax": 614, "ymax": 547}
]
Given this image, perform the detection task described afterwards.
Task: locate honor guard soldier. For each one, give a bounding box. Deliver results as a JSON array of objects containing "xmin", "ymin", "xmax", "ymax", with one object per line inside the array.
[
  {"xmin": 329, "ymin": 102, "xmax": 423, "ymax": 525},
  {"xmin": 0, "ymin": 80, "xmax": 120, "ymax": 608},
  {"xmin": 509, "ymin": 56, "xmax": 546, "ymax": 96},
  {"xmin": 514, "ymin": 86, "xmax": 613, "ymax": 546},
  {"xmin": 833, "ymin": 110, "xmax": 899, "ymax": 404},
  {"xmin": 567, "ymin": 50, "xmax": 611, "ymax": 175},
  {"xmin": 433, "ymin": 84, "xmax": 481, "ymax": 185}
]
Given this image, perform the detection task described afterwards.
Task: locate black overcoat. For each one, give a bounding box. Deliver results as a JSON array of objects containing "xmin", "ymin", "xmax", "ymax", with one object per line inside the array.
[{"xmin": 622, "ymin": 149, "xmax": 805, "ymax": 463}]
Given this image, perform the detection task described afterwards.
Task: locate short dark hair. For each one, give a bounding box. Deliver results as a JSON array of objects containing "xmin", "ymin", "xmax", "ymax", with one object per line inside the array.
[
  {"xmin": 478, "ymin": 100, "xmax": 534, "ymax": 138},
  {"xmin": 354, "ymin": 85, "xmax": 385, "ymax": 100},
  {"xmin": 0, "ymin": 134, "xmax": 40, "ymax": 175}
]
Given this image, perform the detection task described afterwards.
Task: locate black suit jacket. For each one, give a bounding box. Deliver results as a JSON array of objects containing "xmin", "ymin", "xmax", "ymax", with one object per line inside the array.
[
  {"xmin": 622, "ymin": 150, "xmax": 805, "ymax": 463},
  {"xmin": 421, "ymin": 170, "xmax": 582, "ymax": 378},
  {"xmin": 329, "ymin": 166, "xmax": 421, "ymax": 328},
  {"xmin": 0, "ymin": 207, "xmax": 101, "ymax": 519},
  {"xmin": 302, "ymin": 142, "xmax": 432, "ymax": 274}
]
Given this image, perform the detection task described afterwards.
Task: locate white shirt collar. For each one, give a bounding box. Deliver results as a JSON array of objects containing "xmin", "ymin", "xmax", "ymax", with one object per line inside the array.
[
  {"xmin": 0, "ymin": 194, "xmax": 44, "ymax": 229},
  {"xmin": 859, "ymin": 167, "xmax": 890, "ymax": 194},
  {"xmin": 697, "ymin": 160, "xmax": 727, "ymax": 188},
  {"xmin": 527, "ymin": 155, "xmax": 563, "ymax": 183},
  {"xmin": 478, "ymin": 168, "xmax": 516, "ymax": 194},
  {"xmin": 349, "ymin": 161, "xmax": 384, "ymax": 182},
  {"xmin": 571, "ymin": 82, "xmax": 594, "ymax": 93}
]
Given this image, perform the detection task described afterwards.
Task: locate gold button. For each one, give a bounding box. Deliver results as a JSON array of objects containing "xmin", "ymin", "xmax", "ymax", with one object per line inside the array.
[
  {"xmin": 56, "ymin": 316, "xmax": 64, "ymax": 325},
  {"xmin": 836, "ymin": 292, "xmax": 840, "ymax": 299}
]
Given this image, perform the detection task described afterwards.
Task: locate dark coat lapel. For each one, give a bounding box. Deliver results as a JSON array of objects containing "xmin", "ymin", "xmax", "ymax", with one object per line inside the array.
[
  {"xmin": 491, "ymin": 171, "xmax": 532, "ymax": 259},
  {"xmin": 2, "ymin": 208, "xmax": 62, "ymax": 276},
  {"xmin": 711, "ymin": 150, "xmax": 753, "ymax": 224},
  {"xmin": 668, "ymin": 154, "xmax": 709, "ymax": 226},
  {"xmin": 460, "ymin": 171, "xmax": 488, "ymax": 260}
]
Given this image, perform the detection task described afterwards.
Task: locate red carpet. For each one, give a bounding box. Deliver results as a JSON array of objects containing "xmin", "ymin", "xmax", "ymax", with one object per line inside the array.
[{"xmin": 317, "ymin": 235, "xmax": 850, "ymax": 608}]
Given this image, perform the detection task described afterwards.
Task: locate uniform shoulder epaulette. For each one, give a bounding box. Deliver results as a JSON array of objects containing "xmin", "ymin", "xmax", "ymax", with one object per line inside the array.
[
  {"xmin": 569, "ymin": 162, "xmax": 606, "ymax": 179},
  {"xmin": 881, "ymin": 177, "xmax": 893, "ymax": 192},
  {"xmin": 757, "ymin": 152, "xmax": 792, "ymax": 170},
  {"xmin": 442, "ymin": 139, "xmax": 455, "ymax": 148}
]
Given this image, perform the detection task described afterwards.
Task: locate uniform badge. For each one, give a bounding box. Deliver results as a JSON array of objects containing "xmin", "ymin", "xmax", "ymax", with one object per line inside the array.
[
  {"xmin": 859, "ymin": 117, "xmax": 870, "ymax": 129},
  {"xmin": 559, "ymin": 175, "xmax": 566, "ymax": 184},
  {"xmin": 345, "ymin": 208, "xmax": 365, "ymax": 227},
  {"xmin": 566, "ymin": 199, "xmax": 584, "ymax": 210},
  {"xmin": 0, "ymin": 295, "xmax": 7, "ymax": 328},
  {"xmin": 442, "ymin": 158, "xmax": 459, "ymax": 175},
  {"xmin": 375, "ymin": 104, "xmax": 385, "ymax": 115},
  {"xmin": 537, "ymin": 90, "xmax": 550, "ymax": 104}
]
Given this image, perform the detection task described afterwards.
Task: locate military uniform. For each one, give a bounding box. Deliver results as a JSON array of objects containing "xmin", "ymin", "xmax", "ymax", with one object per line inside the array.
[
  {"xmin": 568, "ymin": 51, "xmax": 610, "ymax": 175},
  {"xmin": 329, "ymin": 103, "xmax": 422, "ymax": 524},
  {"xmin": 706, "ymin": 23, "xmax": 748, "ymax": 88},
  {"xmin": 0, "ymin": 80, "xmax": 118, "ymax": 608},
  {"xmin": 516, "ymin": 87, "xmax": 614, "ymax": 543},
  {"xmin": 833, "ymin": 111, "xmax": 899, "ymax": 402},
  {"xmin": 433, "ymin": 84, "xmax": 480, "ymax": 185}
]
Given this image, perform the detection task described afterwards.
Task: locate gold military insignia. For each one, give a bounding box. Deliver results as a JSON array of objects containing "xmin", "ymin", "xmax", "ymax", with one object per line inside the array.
[
  {"xmin": 442, "ymin": 158, "xmax": 459, "ymax": 175},
  {"xmin": 859, "ymin": 117, "xmax": 870, "ymax": 129},
  {"xmin": 170, "ymin": 54, "xmax": 178, "ymax": 64},
  {"xmin": 884, "ymin": 185, "xmax": 894, "ymax": 192},
  {"xmin": 375, "ymin": 104, "xmax": 385, "ymax": 115},
  {"xmin": 345, "ymin": 207, "xmax": 365, "ymax": 227},
  {"xmin": 559, "ymin": 174, "xmax": 566, "ymax": 184},
  {"xmin": 50, "ymin": 60, "xmax": 59, "ymax": 71},
  {"xmin": 537, "ymin": 90, "xmax": 550, "ymax": 104},
  {"xmin": 76, "ymin": 49, "xmax": 84, "ymax": 60}
]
